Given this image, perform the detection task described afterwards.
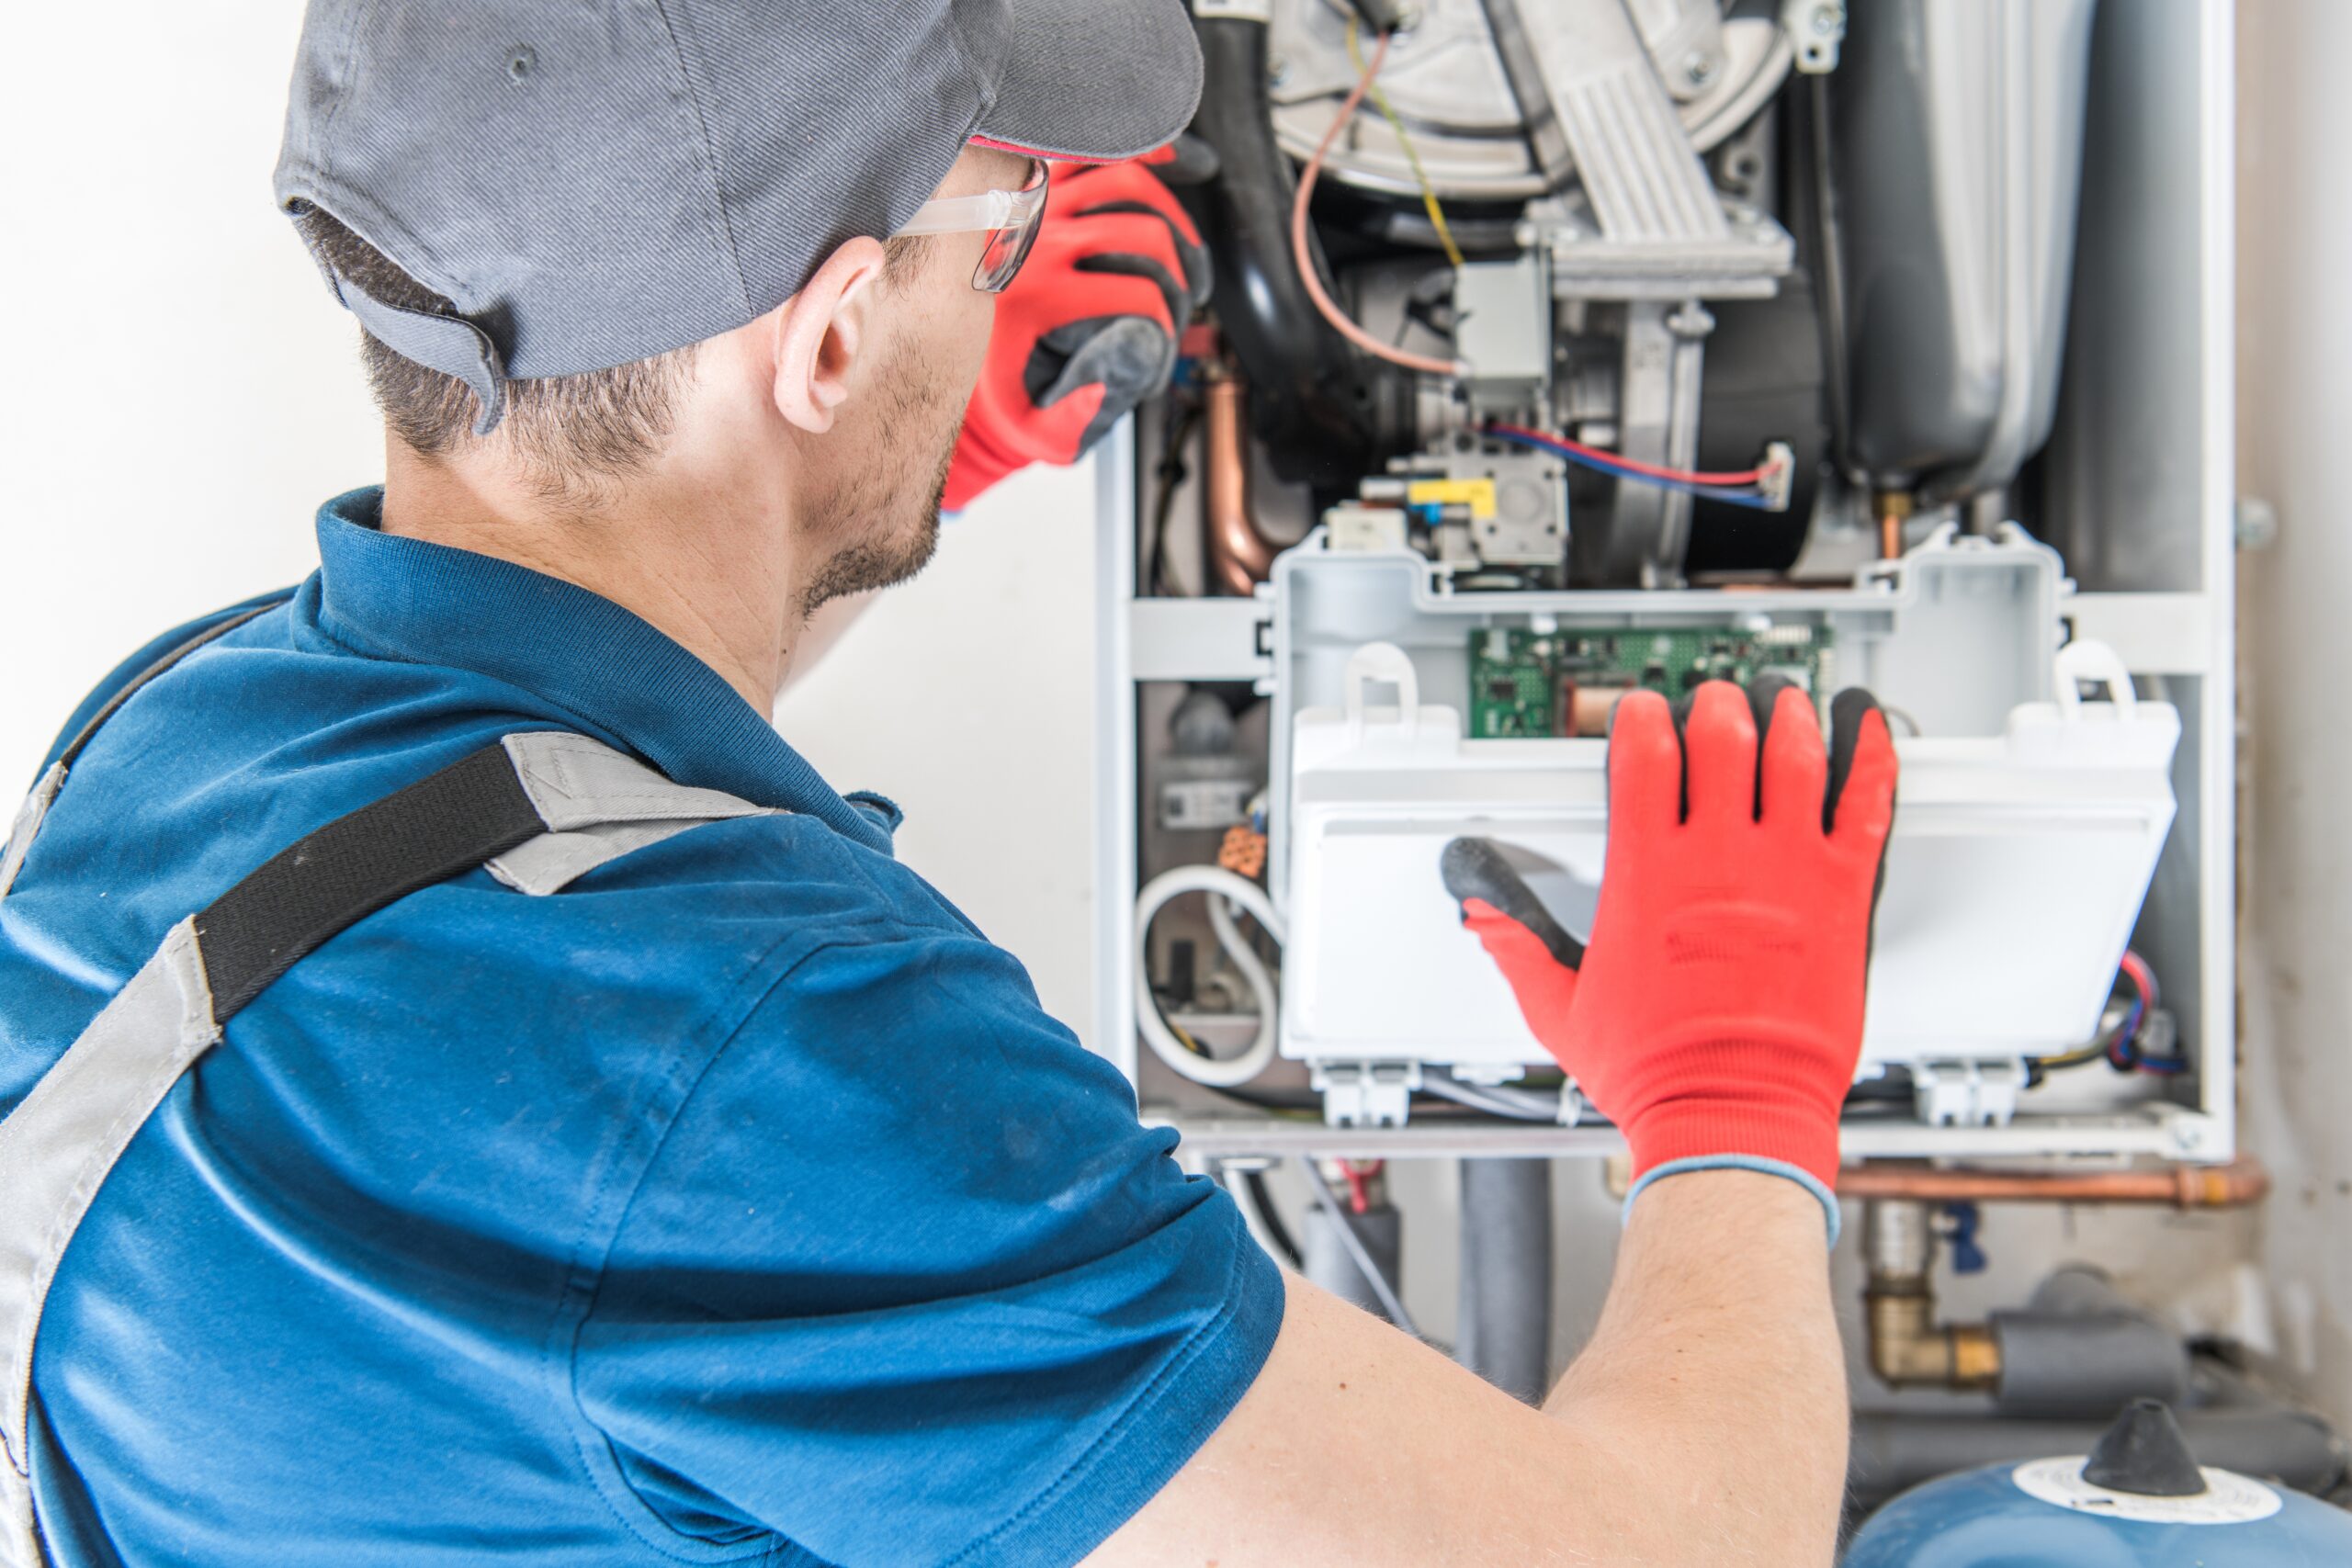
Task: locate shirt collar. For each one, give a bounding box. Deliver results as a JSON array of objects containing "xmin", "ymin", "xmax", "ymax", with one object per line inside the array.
[{"xmin": 311, "ymin": 486, "xmax": 897, "ymax": 855}]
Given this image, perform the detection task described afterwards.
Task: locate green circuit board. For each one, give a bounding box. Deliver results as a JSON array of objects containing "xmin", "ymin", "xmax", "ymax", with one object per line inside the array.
[{"xmin": 1468, "ymin": 624, "xmax": 1837, "ymax": 739}]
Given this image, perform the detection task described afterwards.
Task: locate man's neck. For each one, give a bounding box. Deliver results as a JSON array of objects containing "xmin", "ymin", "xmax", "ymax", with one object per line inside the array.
[{"xmin": 379, "ymin": 438, "xmax": 795, "ymax": 713}]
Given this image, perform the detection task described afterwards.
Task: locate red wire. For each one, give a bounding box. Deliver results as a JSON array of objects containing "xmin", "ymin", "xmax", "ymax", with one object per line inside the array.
[
  {"xmin": 1486, "ymin": 421, "xmax": 1780, "ymax": 488},
  {"xmin": 1340, "ymin": 1160, "xmax": 1383, "ymax": 1214}
]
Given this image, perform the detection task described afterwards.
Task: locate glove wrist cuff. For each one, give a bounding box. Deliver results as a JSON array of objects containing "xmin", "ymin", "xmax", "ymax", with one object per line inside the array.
[
  {"xmin": 1623, "ymin": 1155, "xmax": 1841, "ymax": 1246},
  {"xmin": 1623, "ymin": 1096, "xmax": 1842, "ymax": 1196}
]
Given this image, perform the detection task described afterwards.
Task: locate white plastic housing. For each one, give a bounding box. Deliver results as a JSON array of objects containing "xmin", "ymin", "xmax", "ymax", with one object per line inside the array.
[{"xmin": 1283, "ymin": 639, "xmax": 2180, "ymax": 1073}]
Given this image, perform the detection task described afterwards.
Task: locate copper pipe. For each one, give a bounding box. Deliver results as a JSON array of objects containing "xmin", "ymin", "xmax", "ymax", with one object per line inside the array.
[
  {"xmin": 1838, "ymin": 1156, "xmax": 2270, "ymax": 1210},
  {"xmin": 1204, "ymin": 376, "xmax": 1276, "ymax": 597},
  {"xmin": 1874, "ymin": 489, "xmax": 1914, "ymax": 560}
]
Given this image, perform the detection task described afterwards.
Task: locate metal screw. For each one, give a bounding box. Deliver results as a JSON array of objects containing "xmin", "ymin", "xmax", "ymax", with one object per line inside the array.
[
  {"xmin": 2234, "ymin": 496, "xmax": 2279, "ymax": 551},
  {"xmin": 1683, "ymin": 52, "xmax": 1717, "ymax": 88},
  {"xmin": 1815, "ymin": 4, "xmax": 1844, "ymax": 34}
]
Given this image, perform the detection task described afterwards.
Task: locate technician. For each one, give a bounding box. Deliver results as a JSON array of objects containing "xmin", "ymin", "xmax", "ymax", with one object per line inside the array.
[{"xmin": 0, "ymin": 3, "xmax": 1896, "ymax": 1565}]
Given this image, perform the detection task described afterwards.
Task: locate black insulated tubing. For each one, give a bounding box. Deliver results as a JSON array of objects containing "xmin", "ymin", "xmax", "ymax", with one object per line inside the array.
[
  {"xmin": 1457, "ymin": 1158, "xmax": 1554, "ymax": 1404},
  {"xmin": 1189, "ymin": 12, "xmax": 1408, "ymax": 489},
  {"xmin": 1990, "ymin": 1267, "xmax": 2191, "ymax": 1419},
  {"xmin": 1303, "ymin": 1201, "xmax": 1404, "ymax": 1322}
]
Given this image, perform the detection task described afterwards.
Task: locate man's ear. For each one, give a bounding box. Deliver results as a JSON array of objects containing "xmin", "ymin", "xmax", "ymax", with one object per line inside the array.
[{"xmin": 770, "ymin": 237, "xmax": 890, "ymax": 434}]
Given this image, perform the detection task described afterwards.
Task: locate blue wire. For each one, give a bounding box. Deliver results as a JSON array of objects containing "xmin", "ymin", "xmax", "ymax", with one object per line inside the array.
[
  {"xmin": 1481, "ymin": 425, "xmax": 1781, "ymax": 512},
  {"xmin": 2107, "ymin": 979, "xmax": 2188, "ymax": 1074}
]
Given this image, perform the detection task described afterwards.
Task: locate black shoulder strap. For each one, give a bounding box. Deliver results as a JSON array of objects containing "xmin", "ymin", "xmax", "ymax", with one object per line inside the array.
[
  {"xmin": 194, "ymin": 744, "xmax": 547, "ymax": 1022},
  {"xmin": 25, "ymin": 597, "xmax": 758, "ymax": 1030}
]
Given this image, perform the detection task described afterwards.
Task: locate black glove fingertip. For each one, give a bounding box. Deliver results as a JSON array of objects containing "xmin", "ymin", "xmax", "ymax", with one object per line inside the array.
[
  {"xmin": 1825, "ymin": 686, "xmax": 1889, "ymax": 832},
  {"xmin": 1440, "ymin": 837, "xmax": 1586, "ymax": 968}
]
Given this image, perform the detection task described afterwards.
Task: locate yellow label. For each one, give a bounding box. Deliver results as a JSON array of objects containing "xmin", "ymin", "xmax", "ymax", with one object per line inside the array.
[{"xmin": 1406, "ymin": 478, "xmax": 1498, "ymax": 519}]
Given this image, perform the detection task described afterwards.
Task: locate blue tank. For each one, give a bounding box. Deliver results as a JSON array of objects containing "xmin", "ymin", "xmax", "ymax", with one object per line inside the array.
[{"xmin": 1845, "ymin": 1401, "xmax": 2352, "ymax": 1567}]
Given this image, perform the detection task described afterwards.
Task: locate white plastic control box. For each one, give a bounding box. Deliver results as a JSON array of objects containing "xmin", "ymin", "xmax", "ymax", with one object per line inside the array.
[{"xmin": 1283, "ymin": 637, "xmax": 2180, "ymax": 1082}]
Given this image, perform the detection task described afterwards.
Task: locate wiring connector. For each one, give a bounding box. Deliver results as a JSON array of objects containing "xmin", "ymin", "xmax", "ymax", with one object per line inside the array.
[
  {"xmin": 1758, "ymin": 441, "xmax": 1797, "ymax": 513},
  {"xmin": 1217, "ymin": 824, "xmax": 1268, "ymax": 880}
]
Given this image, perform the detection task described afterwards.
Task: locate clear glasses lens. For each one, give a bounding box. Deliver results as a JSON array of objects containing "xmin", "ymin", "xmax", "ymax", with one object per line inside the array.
[{"xmin": 972, "ymin": 163, "xmax": 1049, "ymax": 294}]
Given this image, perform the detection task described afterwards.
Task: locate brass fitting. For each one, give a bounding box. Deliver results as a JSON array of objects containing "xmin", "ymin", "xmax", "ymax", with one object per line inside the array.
[
  {"xmin": 1861, "ymin": 1199, "xmax": 2001, "ymax": 1392},
  {"xmin": 1866, "ymin": 1284, "xmax": 2001, "ymax": 1389}
]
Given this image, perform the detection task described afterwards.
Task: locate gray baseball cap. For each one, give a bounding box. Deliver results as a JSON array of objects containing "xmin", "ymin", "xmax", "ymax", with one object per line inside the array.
[{"xmin": 275, "ymin": 0, "xmax": 1203, "ymax": 434}]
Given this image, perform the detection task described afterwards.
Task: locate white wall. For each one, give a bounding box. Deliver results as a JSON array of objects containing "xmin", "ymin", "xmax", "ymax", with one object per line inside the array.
[
  {"xmin": 773, "ymin": 471, "xmax": 1100, "ymax": 1034},
  {"xmin": 2236, "ymin": 0, "xmax": 2352, "ymax": 1427},
  {"xmin": 0, "ymin": 4, "xmax": 1102, "ymax": 1036},
  {"xmin": 0, "ymin": 5, "xmax": 379, "ymax": 787}
]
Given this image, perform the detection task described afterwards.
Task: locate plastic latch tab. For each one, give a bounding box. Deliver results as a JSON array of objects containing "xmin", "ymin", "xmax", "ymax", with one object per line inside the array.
[{"xmin": 1342, "ymin": 641, "xmax": 1422, "ymax": 743}]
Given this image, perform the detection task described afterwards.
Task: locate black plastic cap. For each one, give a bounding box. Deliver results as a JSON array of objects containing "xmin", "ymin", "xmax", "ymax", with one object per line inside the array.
[{"xmin": 2082, "ymin": 1399, "xmax": 2209, "ymax": 1496}]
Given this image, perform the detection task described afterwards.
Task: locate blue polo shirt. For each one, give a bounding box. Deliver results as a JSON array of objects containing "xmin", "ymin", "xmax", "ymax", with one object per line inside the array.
[{"xmin": 0, "ymin": 489, "xmax": 1282, "ymax": 1567}]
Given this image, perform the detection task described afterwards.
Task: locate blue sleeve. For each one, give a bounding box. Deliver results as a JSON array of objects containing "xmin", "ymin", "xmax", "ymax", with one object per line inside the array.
[
  {"xmin": 573, "ymin": 923, "xmax": 1285, "ymax": 1568},
  {"xmin": 36, "ymin": 586, "xmax": 299, "ymax": 781}
]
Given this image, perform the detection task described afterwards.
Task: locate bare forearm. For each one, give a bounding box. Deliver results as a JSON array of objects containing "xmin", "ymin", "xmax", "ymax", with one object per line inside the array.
[{"xmin": 1542, "ymin": 1171, "xmax": 1847, "ymax": 1563}]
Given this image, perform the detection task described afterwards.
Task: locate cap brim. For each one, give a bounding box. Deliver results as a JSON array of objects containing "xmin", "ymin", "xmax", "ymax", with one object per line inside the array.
[{"xmin": 974, "ymin": 0, "xmax": 1204, "ymax": 163}]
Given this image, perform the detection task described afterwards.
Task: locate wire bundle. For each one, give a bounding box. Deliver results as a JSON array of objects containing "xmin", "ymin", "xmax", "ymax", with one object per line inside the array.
[
  {"xmin": 2035, "ymin": 950, "xmax": 2188, "ymax": 1076},
  {"xmin": 2106, "ymin": 950, "xmax": 2185, "ymax": 1074},
  {"xmin": 1483, "ymin": 422, "xmax": 1788, "ymax": 512},
  {"xmin": 1291, "ymin": 24, "xmax": 1465, "ymax": 377}
]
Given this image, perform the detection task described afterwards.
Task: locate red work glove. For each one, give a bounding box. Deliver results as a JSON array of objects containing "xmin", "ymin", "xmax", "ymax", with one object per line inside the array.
[
  {"xmin": 942, "ymin": 157, "xmax": 1210, "ymax": 512},
  {"xmin": 1441, "ymin": 679, "xmax": 1897, "ymax": 1235}
]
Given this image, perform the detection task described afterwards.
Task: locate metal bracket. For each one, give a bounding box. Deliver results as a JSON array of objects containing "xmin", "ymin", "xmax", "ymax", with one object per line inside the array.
[
  {"xmin": 1780, "ymin": 0, "xmax": 1847, "ymax": 74},
  {"xmin": 1128, "ymin": 595, "xmax": 1275, "ymax": 683},
  {"xmin": 2158, "ymin": 1107, "xmax": 2227, "ymax": 1160},
  {"xmin": 1481, "ymin": 0, "xmax": 1728, "ymax": 243},
  {"xmin": 1483, "ymin": 0, "xmax": 1794, "ymax": 299},
  {"xmin": 1593, "ymin": 298, "xmax": 1714, "ymax": 587},
  {"xmin": 1314, "ymin": 1060, "xmax": 1423, "ymax": 1128}
]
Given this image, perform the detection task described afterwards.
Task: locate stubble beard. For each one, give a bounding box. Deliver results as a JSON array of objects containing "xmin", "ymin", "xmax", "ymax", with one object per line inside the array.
[{"xmin": 796, "ymin": 345, "xmax": 965, "ymax": 620}]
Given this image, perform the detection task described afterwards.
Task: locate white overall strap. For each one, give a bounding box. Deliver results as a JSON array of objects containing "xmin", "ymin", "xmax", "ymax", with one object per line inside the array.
[
  {"xmin": 0, "ymin": 768, "xmax": 63, "ymax": 904},
  {"xmin": 0, "ymin": 603, "xmax": 283, "ymax": 908},
  {"xmin": 489, "ymin": 731, "xmax": 774, "ymax": 896},
  {"xmin": 0, "ymin": 732, "xmax": 768, "ymax": 1564},
  {"xmin": 0, "ymin": 921, "xmax": 217, "ymax": 1566}
]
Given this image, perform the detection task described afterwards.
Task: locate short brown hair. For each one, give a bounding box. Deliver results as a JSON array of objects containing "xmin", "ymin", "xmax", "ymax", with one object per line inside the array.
[
  {"xmin": 296, "ymin": 210, "xmax": 938, "ymax": 489},
  {"xmin": 294, "ymin": 206, "xmax": 702, "ymax": 482}
]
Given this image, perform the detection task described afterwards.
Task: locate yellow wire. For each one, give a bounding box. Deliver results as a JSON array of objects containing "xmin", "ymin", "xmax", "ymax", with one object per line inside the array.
[{"xmin": 1346, "ymin": 19, "xmax": 1466, "ymax": 270}]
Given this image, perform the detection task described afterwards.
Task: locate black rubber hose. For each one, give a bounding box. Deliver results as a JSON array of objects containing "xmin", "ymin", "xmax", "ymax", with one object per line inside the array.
[
  {"xmin": 1189, "ymin": 14, "xmax": 1410, "ymax": 489},
  {"xmin": 1243, "ymin": 1168, "xmax": 1303, "ymax": 1269},
  {"xmin": 1457, "ymin": 1158, "xmax": 1553, "ymax": 1404}
]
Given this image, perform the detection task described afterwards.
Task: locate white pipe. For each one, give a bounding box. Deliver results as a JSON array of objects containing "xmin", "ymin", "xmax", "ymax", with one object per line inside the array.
[{"xmin": 1134, "ymin": 864, "xmax": 1287, "ymax": 1089}]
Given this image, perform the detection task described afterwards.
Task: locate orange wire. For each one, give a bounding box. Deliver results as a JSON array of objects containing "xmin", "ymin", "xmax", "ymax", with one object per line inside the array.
[{"xmin": 1290, "ymin": 31, "xmax": 1465, "ymax": 378}]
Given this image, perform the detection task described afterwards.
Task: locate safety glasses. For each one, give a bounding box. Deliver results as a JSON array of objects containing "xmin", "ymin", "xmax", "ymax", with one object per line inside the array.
[{"xmin": 895, "ymin": 158, "xmax": 1050, "ymax": 293}]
